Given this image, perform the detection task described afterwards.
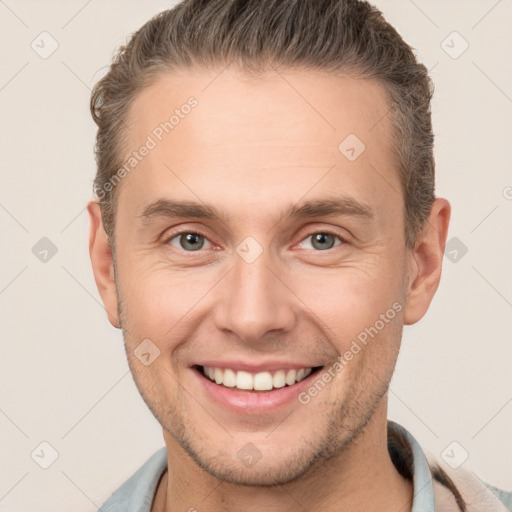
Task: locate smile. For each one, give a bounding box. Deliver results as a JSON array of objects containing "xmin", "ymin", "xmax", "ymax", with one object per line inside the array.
[{"xmin": 196, "ymin": 365, "xmax": 323, "ymax": 391}]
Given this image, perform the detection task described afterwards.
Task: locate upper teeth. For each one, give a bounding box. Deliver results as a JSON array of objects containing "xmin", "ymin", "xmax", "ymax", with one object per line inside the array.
[{"xmin": 202, "ymin": 366, "xmax": 313, "ymax": 391}]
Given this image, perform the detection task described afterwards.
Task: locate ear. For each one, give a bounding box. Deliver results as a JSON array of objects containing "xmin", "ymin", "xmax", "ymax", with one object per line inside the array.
[
  {"xmin": 87, "ymin": 201, "xmax": 120, "ymax": 328},
  {"xmin": 403, "ymin": 198, "xmax": 451, "ymax": 325}
]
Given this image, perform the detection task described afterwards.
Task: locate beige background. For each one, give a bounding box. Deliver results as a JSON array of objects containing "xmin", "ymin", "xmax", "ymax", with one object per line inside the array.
[{"xmin": 1, "ymin": 0, "xmax": 511, "ymax": 510}]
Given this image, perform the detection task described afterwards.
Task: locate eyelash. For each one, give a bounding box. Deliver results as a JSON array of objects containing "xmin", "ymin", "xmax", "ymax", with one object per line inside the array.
[{"xmin": 163, "ymin": 229, "xmax": 346, "ymax": 252}]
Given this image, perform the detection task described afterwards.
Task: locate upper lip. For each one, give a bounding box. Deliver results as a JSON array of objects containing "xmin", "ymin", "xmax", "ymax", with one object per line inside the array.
[{"xmin": 193, "ymin": 360, "xmax": 323, "ymax": 372}]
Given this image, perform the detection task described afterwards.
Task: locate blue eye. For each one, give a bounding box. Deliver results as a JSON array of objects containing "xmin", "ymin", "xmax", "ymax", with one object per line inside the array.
[
  {"xmin": 300, "ymin": 232, "xmax": 343, "ymax": 251},
  {"xmin": 168, "ymin": 232, "xmax": 213, "ymax": 251},
  {"xmin": 165, "ymin": 230, "xmax": 343, "ymax": 253}
]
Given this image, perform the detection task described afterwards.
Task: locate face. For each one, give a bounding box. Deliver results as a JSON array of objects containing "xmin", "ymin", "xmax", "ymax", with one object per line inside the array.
[{"xmin": 93, "ymin": 66, "xmax": 424, "ymax": 485}]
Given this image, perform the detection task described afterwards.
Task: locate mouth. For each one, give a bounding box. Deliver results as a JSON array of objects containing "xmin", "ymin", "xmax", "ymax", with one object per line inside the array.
[{"xmin": 193, "ymin": 364, "xmax": 324, "ymax": 392}]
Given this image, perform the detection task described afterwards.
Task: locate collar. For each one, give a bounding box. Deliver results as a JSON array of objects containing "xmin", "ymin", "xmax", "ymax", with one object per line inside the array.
[{"xmin": 388, "ymin": 420, "xmax": 436, "ymax": 511}]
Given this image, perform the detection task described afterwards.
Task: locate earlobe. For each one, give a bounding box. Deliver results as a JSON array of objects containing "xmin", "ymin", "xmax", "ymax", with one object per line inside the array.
[
  {"xmin": 87, "ymin": 201, "xmax": 121, "ymax": 329},
  {"xmin": 403, "ymin": 198, "xmax": 451, "ymax": 325}
]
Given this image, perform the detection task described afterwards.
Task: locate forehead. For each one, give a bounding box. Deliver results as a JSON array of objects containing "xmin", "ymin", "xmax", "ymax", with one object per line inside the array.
[
  {"xmin": 127, "ymin": 66, "xmax": 393, "ymax": 153},
  {"xmin": 118, "ymin": 66, "xmax": 400, "ymax": 223}
]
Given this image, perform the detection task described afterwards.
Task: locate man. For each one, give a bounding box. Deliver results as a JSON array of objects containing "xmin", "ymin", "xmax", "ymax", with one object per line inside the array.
[{"xmin": 87, "ymin": 0, "xmax": 511, "ymax": 510}]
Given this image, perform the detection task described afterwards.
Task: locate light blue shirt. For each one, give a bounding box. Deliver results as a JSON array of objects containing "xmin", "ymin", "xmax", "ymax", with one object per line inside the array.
[{"xmin": 98, "ymin": 421, "xmax": 510, "ymax": 511}]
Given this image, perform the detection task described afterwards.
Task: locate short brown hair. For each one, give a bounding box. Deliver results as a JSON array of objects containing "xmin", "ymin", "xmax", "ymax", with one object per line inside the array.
[{"xmin": 91, "ymin": 0, "xmax": 436, "ymax": 249}]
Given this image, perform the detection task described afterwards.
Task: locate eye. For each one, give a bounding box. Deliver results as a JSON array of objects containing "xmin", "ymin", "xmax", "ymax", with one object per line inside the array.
[
  {"xmin": 167, "ymin": 232, "xmax": 213, "ymax": 252},
  {"xmin": 298, "ymin": 231, "xmax": 344, "ymax": 251}
]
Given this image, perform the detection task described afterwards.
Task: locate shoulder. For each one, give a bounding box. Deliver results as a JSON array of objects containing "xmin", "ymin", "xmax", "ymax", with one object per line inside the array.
[
  {"xmin": 99, "ymin": 447, "xmax": 168, "ymax": 512},
  {"xmin": 387, "ymin": 421, "xmax": 511, "ymax": 512},
  {"xmin": 426, "ymin": 453, "xmax": 511, "ymax": 512},
  {"xmin": 485, "ymin": 484, "xmax": 512, "ymax": 511}
]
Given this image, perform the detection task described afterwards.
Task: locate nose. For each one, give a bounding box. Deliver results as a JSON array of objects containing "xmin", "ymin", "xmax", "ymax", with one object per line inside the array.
[{"xmin": 213, "ymin": 250, "xmax": 296, "ymax": 344}]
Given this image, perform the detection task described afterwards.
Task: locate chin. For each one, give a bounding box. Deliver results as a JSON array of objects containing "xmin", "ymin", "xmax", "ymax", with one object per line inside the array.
[{"xmin": 188, "ymin": 447, "xmax": 320, "ymax": 487}]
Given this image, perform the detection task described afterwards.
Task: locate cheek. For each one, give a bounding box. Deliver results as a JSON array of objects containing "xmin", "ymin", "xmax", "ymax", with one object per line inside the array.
[
  {"xmin": 117, "ymin": 243, "xmax": 406, "ymax": 357},
  {"xmin": 116, "ymin": 259, "xmax": 216, "ymax": 346},
  {"xmin": 289, "ymin": 261, "xmax": 405, "ymax": 349}
]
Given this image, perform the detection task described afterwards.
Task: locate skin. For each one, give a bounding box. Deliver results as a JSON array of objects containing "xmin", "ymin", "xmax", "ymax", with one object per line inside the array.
[{"xmin": 88, "ymin": 66, "xmax": 450, "ymax": 512}]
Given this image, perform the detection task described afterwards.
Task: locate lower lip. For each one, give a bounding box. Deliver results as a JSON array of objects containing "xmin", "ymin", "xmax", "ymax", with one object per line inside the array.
[{"xmin": 192, "ymin": 367, "xmax": 321, "ymax": 414}]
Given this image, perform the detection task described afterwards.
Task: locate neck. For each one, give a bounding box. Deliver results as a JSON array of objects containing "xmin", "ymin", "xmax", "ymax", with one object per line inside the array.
[{"xmin": 153, "ymin": 401, "xmax": 413, "ymax": 512}]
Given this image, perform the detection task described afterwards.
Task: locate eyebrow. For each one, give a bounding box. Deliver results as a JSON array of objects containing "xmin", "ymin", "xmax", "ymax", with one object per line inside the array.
[{"xmin": 137, "ymin": 197, "xmax": 374, "ymax": 226}]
